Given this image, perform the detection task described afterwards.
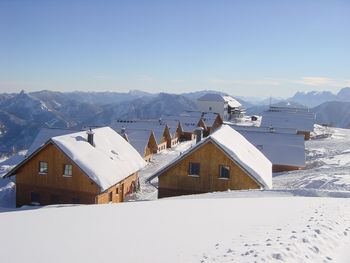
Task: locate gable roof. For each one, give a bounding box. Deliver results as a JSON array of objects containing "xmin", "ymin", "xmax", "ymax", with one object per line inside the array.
[
  {"xmin": 148, "ymin": 125, "xmax": 272, "ymax": 189},
  {"xmin": 113, "ymin": 120, "xmax": 166, "ymax": 143},
  {"xmin": 27, "ymin": 128, "xmax": 79, "ymax": 156},
  {"xmin": 198, "ymin": 93, "xmax": 242, "ymax": 108},
  {"xmin": 0, "ymin": 128, "xmax": 79, "ymax": 177},
  {"xmin": 7, "ymin": 127, "xmax": 147, "ymax": 191},
  {"xmin": 122, "ymin": 129, "xmax": 155, "ymax": 156},
  {"xmin": 234, "ymin": 128, "xmax": 305, "ymax": 167},
  {"xmin": 261, "ymin": 109, "xmax": 315, "ymax": 132}
]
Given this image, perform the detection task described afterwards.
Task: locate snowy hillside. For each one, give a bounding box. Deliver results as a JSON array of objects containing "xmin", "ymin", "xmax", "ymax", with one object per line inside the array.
[
  {"xmin": 0, "ymin": 194, "xmax": 349, "ymax": 263},
  {"xmin": 1, "ymin": 125, "xmax": 350, "ymax": 262}
]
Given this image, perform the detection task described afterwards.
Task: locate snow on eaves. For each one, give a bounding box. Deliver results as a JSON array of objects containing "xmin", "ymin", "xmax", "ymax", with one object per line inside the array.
[
  {"xmin": 52, "ymin": 127, "xmax": 147, "ymax": 191},
  {"xmin": 149, "ymin": 125, "xmax": 272, "ymax": 189},
  {"xmin": 209, "ymin": 125, "xmax": 272, "ymax": 188},
  {"xmin": 198, "ymin": 93, "xmax": 242, "ymax": 108}
]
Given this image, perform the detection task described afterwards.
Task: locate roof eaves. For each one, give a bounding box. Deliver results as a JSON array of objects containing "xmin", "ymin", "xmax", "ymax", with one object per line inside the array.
[
  {"xmin": 146, "ymin": 138, "xmax": 210, "ymax": 182},
  {"xmin": 3, "ymin": 139, "xmax": 53, "ymax": 178}
]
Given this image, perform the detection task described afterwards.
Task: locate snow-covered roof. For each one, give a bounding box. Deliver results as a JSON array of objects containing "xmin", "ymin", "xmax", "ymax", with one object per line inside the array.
[
  {"xmin": 149, "ymin": 125, "xmax": 272, "ymax": 189},
  {"xmin": 163, "ymin": 115, "xmax": 200, "ymax": 132},
  {"xmin": 27, "ymin": 128, "xmax": 79, "ymax": 156},
  {"xmin": 234, "ymin": 129, "xmax": 305, "ymax": 167},
  {"xmin": 163, "ymin": 112, "xmax": 220, "ymax": 132},
  {"xmin": 113, "ymin": 120, "xmax": 166, "ymax": 143},
  {"xmin": 223, "ymin": 95, "xmax": 242, "ymax": 108},
  {"xmin": 51, "ymin": 127, "xmax": 146, "ymax": 191},
  {"xmin": 230, "ymin": 124, "xmax": 297, "ymax": 135},
  {"xmin": 0, "ymin": 128, "xmax": 79, "ymax": 176},
  {"xmin": 198, "ymin": 93, "xmax": 242, "ymax": 108},
  {"xmin": 261, "ymin": 109, "xmax": 315, "ymax": 132},
  {"xmin": 123, "ymin": 129, "xmax": 153, "ymax": 156}
]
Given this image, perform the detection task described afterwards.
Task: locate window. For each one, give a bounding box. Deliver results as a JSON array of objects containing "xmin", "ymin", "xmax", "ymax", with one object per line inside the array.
[
  {"xmin": 219, "ymin": 165, "xmax": 230, "ymax": 179},
  {"xmin": 108, "ymin": 192, "xmax": 113, "ymax": 202},
  {"xmin": 39, "ymin": 161, "xmax": 48, "ymax": 174},
  {"xmin": 188, "ymin": 162, "xmax": 200, "ymax": 176},
  {"xmin": 63, "ymin": 164, "xmax": 73, "ymax": 177},
  {"xmin": 116, "ymin": 187, "xmax": 119, "ymax": 195}
]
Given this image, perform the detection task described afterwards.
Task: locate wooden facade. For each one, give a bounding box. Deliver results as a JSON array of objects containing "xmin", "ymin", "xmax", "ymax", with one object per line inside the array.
[
  {"xmin": 209, "ymin": 114, "xmax": 224, "ymax": 134},
  {"xmin": 297, "ymin": 131, "xmax": 311, "ymax": 140},
  {"xmin": 164, "ymin": 123, "xmax": 181, "ymax": 148},
  {"xmin": 272, "ymin": 164, "xmax": 302, "ymax": 173},
  {"xmin": 158, "ymin": 140, "xmax": 261, "ymax": 198},
  {"xmin": 14, "ymin": 142, "xmax": 138, "ymax": 207}
]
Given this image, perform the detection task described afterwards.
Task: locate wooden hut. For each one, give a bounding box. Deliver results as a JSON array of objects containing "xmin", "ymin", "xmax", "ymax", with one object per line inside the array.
[
  {"xmin": 121, "ymin": 129, "xmax": 158, "ymax": 162},
  {"xmin": 148, "ymin": 125, "xmax": 272, "ymax": 198},
  {"xmin": 5, "ymin": 127, "xmax": 146, "ymax": 207}
]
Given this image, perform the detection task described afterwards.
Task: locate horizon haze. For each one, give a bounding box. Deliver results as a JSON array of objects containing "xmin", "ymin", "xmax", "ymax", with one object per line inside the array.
[{"xmin": 1, "ymin": 0, "xmax": 349, "ymax": 97}]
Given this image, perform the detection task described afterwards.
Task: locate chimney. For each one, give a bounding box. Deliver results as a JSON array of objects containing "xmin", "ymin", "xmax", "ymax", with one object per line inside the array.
[
  {"xmin": 121, "ymin": 126, "xmax": 126, "ymax": 135},
  {"xmin": 87, "ymin": 128, "xmax": 94, "ymax": 146},
  {"xmin": 195, "ymin": 127, "xmax": 204, "ymax": 143}
]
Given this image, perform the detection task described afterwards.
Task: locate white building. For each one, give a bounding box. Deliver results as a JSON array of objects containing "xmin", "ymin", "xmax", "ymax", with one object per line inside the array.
[{"xmin": 197, "ymin": 93, "xmax": 244, "ymax": 121}]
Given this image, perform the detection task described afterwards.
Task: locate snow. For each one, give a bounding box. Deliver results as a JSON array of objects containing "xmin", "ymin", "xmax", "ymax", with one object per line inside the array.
[
  {"xmin": 127, "ymin": 140, "xmax": 195, "ymax": 201},
  {"xmin": 51, "ymin": 127, "xmax": 147, "ymax": 191},
  {"xmin": 274, "ymin": 125, "xmax": 350, "ymax": 191},
  {"xmin": 230, "ymin": 125, "xmax": 306, "ymax": 168},
  {"xmin": 27, "ymin": 128, "xmax": 78, "ymax": 156},
  {"xmin": 1, "ymin": 125, "xmax": 350, "ymax": 262},
  {"xmin": 198, "ymin": 93, "xmax": 242, "ymax": 108},
  {"xmin": 0, "ymin": 128, "xmax": 78, "ymax": 177},
  {"xmin": 209, "ymin": 125, "xmax": 272, "ymax": 188},
  {"xmin": 261, "ymin": 107, "xmax": 315, "ymax": 132},
  {"xmin": 113, "ymin": 119, "xmax": 170, "ymax": 145},
  {"xmin": 148, "ymin": 125, "xmax": 272, "ymax": 189},
  {"xmin": 0, "ymin": 195, "xmax": 349, "ymax": 263},
  {"xmin": 123, "ymin": 129, "xmax": 152, "ymax": 157}
]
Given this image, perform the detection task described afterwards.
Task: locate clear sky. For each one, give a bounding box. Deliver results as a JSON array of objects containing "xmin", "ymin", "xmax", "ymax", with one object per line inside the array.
[{"xmin": 1, "ymin": 0, "xmax": 349, "ymax": 97}]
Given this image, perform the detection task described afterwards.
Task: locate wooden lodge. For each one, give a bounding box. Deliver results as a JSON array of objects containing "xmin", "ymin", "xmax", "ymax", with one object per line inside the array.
[
  {"xmin": 121, "ymin": 129, "xmax": 159, "ymax": 162},
  {"xmin": 164, "ymin": 111, "xmax": 223, "ymax": 140},
  {"xmin": 5, "ymin": 127, "xmax": 146, "ymax": 207},
  {"xmin": 148, "ymin": 125, "xmax": 272, "ymax": 198}
]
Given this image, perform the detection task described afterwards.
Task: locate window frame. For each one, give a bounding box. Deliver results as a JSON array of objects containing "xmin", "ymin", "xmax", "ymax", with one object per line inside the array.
[
  {"xmin": 188, "ymin": 162, "xmax": 200, "ymax": 177},
  {"xmin": 63, "ymin": 164, "xmax": 73, "ymax": 177},
  {"xmin": 38, "ymin": 161, "xmax": 48, "ymax": 174},
  {"xmin": 219, "ymin": 165, "xmax": 230, "ymax": 179}
]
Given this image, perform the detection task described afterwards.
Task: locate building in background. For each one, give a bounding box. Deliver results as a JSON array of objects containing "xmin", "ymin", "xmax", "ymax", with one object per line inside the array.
[{"xmin": 197, "ymin": 93, "xmax": 244, "ymax": 121}]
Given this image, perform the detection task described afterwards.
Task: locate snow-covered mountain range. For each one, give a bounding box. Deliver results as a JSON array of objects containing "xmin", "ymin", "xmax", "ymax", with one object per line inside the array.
[{"xmin": 1, "ymin": 88, "xmax": 350, "ymax": 154}]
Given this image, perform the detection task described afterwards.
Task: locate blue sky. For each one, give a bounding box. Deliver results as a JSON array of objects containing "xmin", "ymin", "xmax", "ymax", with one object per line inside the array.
[{"xmin": 1, "ymin": 0, "xmax": 349, "ymax": 97}]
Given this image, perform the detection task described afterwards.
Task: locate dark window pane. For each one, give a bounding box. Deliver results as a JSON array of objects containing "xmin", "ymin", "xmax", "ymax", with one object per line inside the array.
[
  {"xmin": 189, "ymin": 163, "xmax": 200, "ymax": 176},
  {"xmin": 220, "ymin": 165, "xmax": 230, "ymax": 178}
]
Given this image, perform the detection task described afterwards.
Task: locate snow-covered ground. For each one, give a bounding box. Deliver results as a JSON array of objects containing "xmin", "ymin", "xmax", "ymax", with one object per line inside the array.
[
  {"xmin": 126, "ymin": 140, "xmax": 195, "ymax": 201},
  {"xmin": 0, "ymin": 195, "xmax": 349, "ymax": 263},
  {"xmin": 274, "ymin": 125, "xmax": 350, "ymax": 191},
  {"xmin": 1, "ymin": 125, "xmax": 350, "ymax": 262}
]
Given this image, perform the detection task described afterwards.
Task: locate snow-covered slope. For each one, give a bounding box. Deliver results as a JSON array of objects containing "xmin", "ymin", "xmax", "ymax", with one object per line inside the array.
[
  {"xmin": 274, "ymin": 125, "xmax": 350, "ymax": 191},
  {"xmin": 0, "ymin": 194, "xmax": 349, "ymax": 263},
  {"xmin": 1, "ymin": 125, "xmax": 350, "ymax": 262}
]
